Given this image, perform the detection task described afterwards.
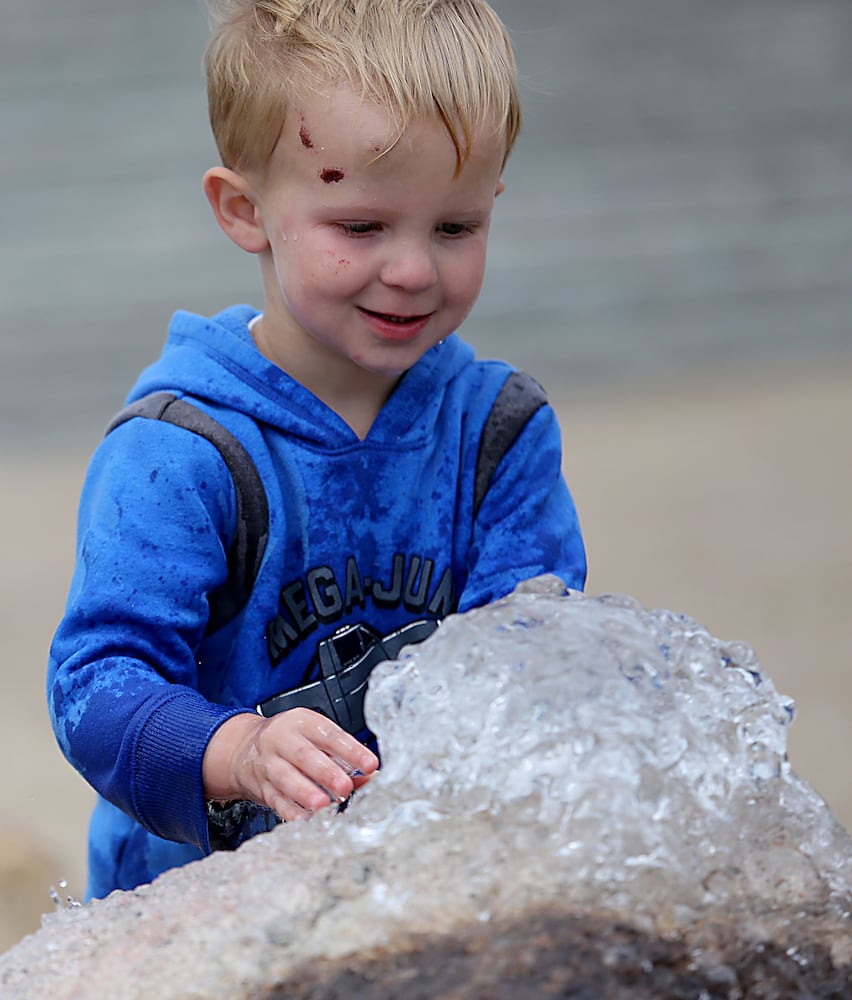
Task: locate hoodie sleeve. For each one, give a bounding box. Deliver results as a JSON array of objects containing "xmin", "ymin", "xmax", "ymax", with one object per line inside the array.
[
  {"xmin": 47, "ymin": 418, "xmax": 253, "ymax": 851},
  {"xmin": 458, "ymin": 402, "xmax": 587, "ymax": 612}
]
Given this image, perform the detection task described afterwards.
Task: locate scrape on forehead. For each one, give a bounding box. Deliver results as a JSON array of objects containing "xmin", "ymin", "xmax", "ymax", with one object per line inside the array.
[
  {"xmin": 294, "ymin": 88, "xmax": 400, "ymax": 162},
  {"xmin": 298, "ymin": 119, "xmax": 314, "ymax": 149}
]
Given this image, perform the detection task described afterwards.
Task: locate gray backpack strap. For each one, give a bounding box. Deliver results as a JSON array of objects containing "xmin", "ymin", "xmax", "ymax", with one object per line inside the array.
[
  {"xmin": 473, "ymin": 371, "xmax": 548, "ymax": 518},
  {"xmin": 106, "ymin": 392, "xmax": 269, "ymax": 635}
]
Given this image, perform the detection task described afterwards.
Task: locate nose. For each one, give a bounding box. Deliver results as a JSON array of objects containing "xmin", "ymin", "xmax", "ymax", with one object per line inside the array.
[{"xmin": 379, "ymin": 238, "xmax": 438, "ymax": 293}]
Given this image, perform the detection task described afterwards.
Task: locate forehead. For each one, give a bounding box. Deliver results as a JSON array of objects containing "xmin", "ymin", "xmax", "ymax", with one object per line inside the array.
[
  {"xmin": 273, "ymin": 84, "xmax": 505, "ymax": 183},
  {"xmin": 299, "ymin": 86, "xmax": 397, "ymax": 162}
]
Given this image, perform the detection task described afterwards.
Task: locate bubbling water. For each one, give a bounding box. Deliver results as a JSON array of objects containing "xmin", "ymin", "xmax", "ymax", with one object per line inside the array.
[{"xmin": 352, "ymin": 576, "xmax": 851, "ymax": 933}]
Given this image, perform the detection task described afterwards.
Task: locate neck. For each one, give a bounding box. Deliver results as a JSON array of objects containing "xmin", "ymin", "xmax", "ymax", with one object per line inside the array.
[
  {"xmin": 251, "ymin": 317, "xmax": 398, "ymax": 439},
  {"xmin": 329, "ymin": 390, "xmax": 392, "ymax": 440}
]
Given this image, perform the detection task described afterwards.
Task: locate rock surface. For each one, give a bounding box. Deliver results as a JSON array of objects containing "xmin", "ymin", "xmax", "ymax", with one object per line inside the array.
[{"xmin": 1, "ymin": 578, "xmax": 850, "ymax": 997}]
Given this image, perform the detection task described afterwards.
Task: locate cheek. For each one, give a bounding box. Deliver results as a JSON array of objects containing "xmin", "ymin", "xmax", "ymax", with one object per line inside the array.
[
  {"xmin": 321, "ymin": 250, "xmax": 355, "ymax": 277},
  {"xmin": 276, "ymin": 246, "xmax": 367, "ymax": 314},
  {"xmin": 444, "ymin": 247, "xmax": 488, "ymax": 305},
  {"xmin": 314, "ymin": 247, "xmax": 370, "ymax": 294}
]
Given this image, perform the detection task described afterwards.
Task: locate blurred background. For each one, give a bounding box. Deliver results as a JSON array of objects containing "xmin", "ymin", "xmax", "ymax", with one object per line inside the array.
[{"xmin": 1, "ymin": 0, "xmax": 850, "ymax": 951}]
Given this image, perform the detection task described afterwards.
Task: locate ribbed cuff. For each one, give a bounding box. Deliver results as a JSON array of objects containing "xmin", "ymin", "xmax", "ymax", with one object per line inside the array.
[{"xmin": 131, "ymin": 688, "xmax": 255, "ymax": 851}]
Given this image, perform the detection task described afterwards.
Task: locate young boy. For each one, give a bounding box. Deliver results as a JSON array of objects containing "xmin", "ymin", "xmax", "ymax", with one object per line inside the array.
[{"xmin": 48, "ymin": 0, "xmax": 586, "ymax": 900}]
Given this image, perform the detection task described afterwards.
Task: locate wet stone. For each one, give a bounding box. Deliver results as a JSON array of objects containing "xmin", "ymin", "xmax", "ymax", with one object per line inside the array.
[
  {"xmin": 0, "ymin": 579, "xmax": 850, "ymax": 997},
  {"xmin": 269, "ymin": 908, "xmax": 852, "ymax": 1000}
]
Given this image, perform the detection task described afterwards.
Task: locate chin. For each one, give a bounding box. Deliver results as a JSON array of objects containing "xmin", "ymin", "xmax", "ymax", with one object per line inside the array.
[
  {"xmin": 362, "ymin": 362, "xmax": 412, "ymax": 379},
  {"xmin": 355, "ymin": 347, "xmax": 432, "ymax": 379}
]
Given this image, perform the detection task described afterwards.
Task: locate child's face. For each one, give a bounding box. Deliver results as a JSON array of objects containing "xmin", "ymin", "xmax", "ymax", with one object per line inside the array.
[{"xmin": 249, "ymin": 85, "xmax": 506, "ymax": 389}]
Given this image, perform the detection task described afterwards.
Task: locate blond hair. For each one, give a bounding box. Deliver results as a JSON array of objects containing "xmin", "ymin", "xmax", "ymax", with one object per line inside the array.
[{"xmin": 204, "ymin": 0, "xmax": 521, "ymax": 174}]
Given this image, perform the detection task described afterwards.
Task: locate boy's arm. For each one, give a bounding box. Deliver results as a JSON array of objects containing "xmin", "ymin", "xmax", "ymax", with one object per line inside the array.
[
  {"xmin": 459, "ymin": 401, "xmax": 586, "ymax": 612},
  {"xmin": 47, "ymin": 419, "xmax": 257, "ymax": 851}
]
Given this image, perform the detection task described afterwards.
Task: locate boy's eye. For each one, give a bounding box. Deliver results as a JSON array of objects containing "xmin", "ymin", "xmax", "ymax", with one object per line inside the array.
[
  {"xmin": 437, "ymin": 222, "xmax": 474, "ymax": 237},
  {"xmin": 336, "ymin": 222, "xmax": 381, "ymax": 236},
  {"xmin": 334, "ymin": 221, "xmax": 476, "ymax": 238}
]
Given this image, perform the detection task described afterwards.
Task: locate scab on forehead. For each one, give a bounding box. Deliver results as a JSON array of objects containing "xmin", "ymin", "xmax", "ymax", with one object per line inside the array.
[
  {"xmin": 298, "ymin": 118, "xmax": 314, "ymax": 149},
  {"xmin": 320, "ymin": 167, "xmax": 345, "ymax": 184}
]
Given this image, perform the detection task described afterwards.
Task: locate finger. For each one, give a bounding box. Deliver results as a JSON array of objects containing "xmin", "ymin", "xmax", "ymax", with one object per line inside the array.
[
  {"xmin": 350, "ymin": 770, "xmax": 374, "ymax": 791},
  {"xmin": 263, "ymin": 757, "xmax": 342, "ymax": 817},
  {"xmin": 284, "ymin": 709, "xmax": 380, "ymax": 778},
  {"xmin": 288, "ymin": 739, "xmax": 359, "ymax": 803},
  {"xmin": 271, "ymin": 797, "xmax": 314, "ymax": 824},
  {"xmin": 255, "ymin": 711, "xmax": 352, "ymax": 792},
  {"xmin": 326, "ymin": 753, "xmax": 366, "ymax": 778},
  {"xmin": 276, "ymin": 794, "xmax": 338, "ymax": 823},
  {"xmin": 307, "ymin": 724, "xmax": 380, "ymax": 776},
  {"xmin": 272, "ymin": 732, "xmax": 365, "ymax": 804}
]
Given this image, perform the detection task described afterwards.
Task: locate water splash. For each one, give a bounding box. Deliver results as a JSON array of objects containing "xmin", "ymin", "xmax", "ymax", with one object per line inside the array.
[
  {"xmin": 352, "ymin": 577, "xmax": 851, "ymax": 930},
  {"xmin": 46, "ymin": 881, "xmax": 83, "ymax": 921}
]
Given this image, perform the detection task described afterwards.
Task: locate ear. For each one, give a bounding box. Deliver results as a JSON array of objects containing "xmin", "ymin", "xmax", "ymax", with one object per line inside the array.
[
  {"xmin": 495, "ymin": 178, "xmax": 506, "ymax": 197},
  {"xmin": 202, "ymin": 167, "xmax": 269, "ymax": 254}
]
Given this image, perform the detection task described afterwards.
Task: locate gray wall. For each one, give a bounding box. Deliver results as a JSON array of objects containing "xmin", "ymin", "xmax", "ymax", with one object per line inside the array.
[{"xmin": 3, "ymin": 0, "xmax": 851, "ymax": 442}]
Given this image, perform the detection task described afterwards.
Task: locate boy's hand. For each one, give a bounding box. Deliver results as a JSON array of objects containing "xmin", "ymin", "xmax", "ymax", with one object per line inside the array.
[{"xmin": 202, "ymin": 709, "xmax": 379, "ymax": 822}]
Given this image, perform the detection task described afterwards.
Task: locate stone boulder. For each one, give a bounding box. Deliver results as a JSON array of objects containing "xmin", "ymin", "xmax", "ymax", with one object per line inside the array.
[{"xmin": 1, "ymin": 578, "xmax": 850, "ymax": 997}]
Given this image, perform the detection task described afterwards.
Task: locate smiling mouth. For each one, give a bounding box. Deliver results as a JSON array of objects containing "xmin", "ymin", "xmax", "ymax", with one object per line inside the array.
[{"xmin": 359, "ymin": 307, "xmax": 431, "ymax": 325}]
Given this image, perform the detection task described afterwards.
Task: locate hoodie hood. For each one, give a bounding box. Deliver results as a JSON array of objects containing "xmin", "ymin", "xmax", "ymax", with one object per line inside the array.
[{"xmin": 127, "ymin": 306, "xmax": 477, "ymax": 448}]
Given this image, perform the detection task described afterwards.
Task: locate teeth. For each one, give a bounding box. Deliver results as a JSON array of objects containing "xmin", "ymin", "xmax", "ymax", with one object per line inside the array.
[
  {"xmin": 363, "ymin": 307, "xmax": 428, "ymax": 325},
  {"xmin": 364, "ymin": 308, "xmax": 419, "ymax": 323}
]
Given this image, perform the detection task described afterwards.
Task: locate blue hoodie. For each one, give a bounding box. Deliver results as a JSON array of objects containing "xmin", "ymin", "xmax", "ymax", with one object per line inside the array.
[{"xmin": 48, "ymin": 305, "xmax": 586, "ymax": 898}]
